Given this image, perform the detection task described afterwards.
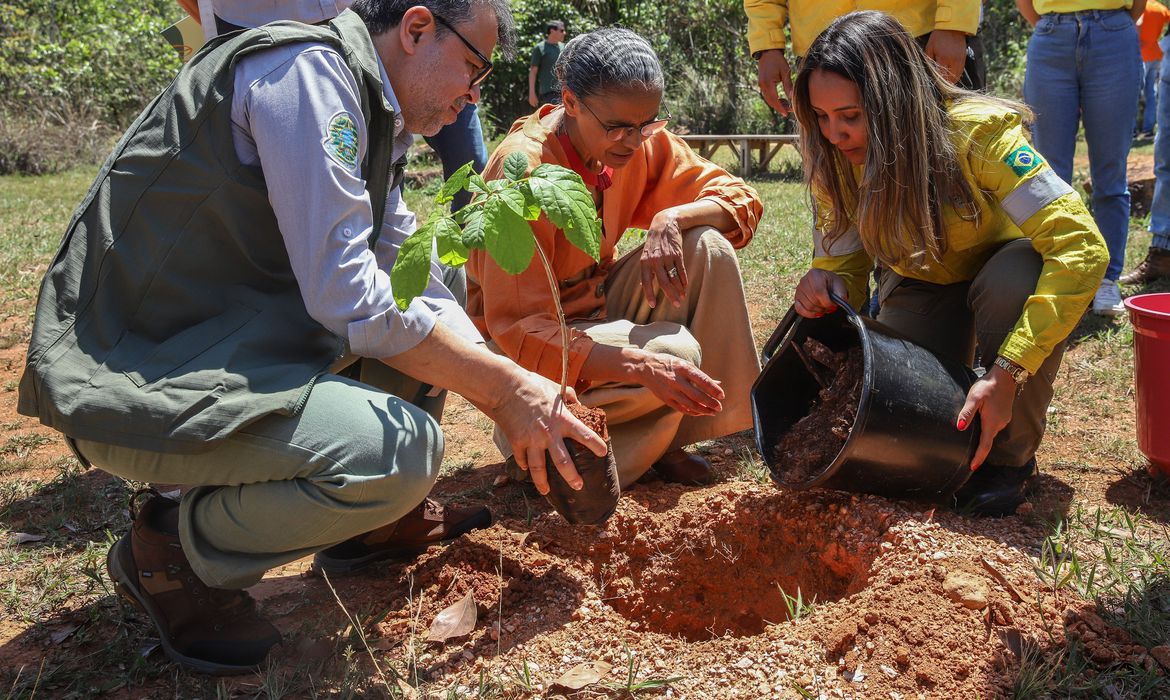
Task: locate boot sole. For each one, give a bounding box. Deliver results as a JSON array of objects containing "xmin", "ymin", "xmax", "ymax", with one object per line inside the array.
[
  {"xmin": 313, "ymin": 510, "xmax": 494, "ymax": 576},
  {"xmin": 106, "ymin": 536, "xmax": 265, "ymax": 676}
]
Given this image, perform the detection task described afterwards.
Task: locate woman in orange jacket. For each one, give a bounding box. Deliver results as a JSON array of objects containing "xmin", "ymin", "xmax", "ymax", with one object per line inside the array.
[{"xmin": 467, "ymin": 28, "xmax": 763, "ymax": 488}]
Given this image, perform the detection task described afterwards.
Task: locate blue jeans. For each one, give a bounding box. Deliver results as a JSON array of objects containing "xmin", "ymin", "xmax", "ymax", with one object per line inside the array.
[
  {"xmin": 1141, "ymin": 59, "xmax": 1161, "ymax": 133},
  {"xmin": 1148, "ymin": 49, "xmax": 1170, "ymax": 250},
  {"xmin": 1023, "ymin": 9, "xmax": 1141, "ymax": 282},
  {"xmin": 423, "ymin": 102, "xmax": 488, "ymax": 211}
]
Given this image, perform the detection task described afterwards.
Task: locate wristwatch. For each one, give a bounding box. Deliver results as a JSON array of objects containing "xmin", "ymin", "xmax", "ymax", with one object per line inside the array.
[{"xmin": 993, "ymin": 355, "xmax": 1030, "ymax": 387}]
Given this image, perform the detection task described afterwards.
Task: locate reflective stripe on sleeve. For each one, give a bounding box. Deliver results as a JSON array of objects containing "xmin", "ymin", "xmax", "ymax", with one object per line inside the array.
[{"xmin": 1000, "ymin": 169, "xmax": 1075, "ymax": 228}]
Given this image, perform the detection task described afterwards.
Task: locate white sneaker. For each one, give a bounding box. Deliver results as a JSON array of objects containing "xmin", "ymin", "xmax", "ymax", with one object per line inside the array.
[{"xmin": 1091, "ymin": 279, "xmax": 1125, "ymax": 317}]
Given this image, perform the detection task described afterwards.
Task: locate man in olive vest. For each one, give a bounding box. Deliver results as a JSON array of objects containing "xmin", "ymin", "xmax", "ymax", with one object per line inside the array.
[{"xmin": 18, "ymin": 0, "xmax": 605, "ymax": 675}]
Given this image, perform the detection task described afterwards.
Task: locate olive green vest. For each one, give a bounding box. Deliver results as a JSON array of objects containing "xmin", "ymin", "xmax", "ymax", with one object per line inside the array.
[{"xmin": 18, "ymin": 10, "xmax": 402, "ymax": 453}]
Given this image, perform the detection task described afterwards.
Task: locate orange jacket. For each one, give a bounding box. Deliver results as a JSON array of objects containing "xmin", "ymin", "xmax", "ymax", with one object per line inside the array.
[{"xmin": 466, "ymin": 105, "xmax": 762, "ymax": 387}]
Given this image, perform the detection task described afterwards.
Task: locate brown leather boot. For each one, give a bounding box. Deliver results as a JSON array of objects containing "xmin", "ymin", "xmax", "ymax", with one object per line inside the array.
[
  {"xmin": 106, "ymin": 490, "xmax": 281, "ymax": 675},
  {"xmin": 651, "ymin": 449, "xmax": 716, "ymax": 486},
  {"xmin": 313, "ymin": 498, "xmax": 492, "ymax": 575},
  {"xmin": 1120, "ymin": 247, "xmax": 1170, "ymax": 285}
]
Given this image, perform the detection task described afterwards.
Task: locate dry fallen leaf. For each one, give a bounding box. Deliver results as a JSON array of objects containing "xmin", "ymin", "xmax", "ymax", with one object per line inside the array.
[
  {"xmin": 553, "ymin": 661, "xmax": 612, "ymax": 690},
  {"xmin": 427, "ymin": 590, "xmax": 476, "ymax": 643},
  {"xmin": 11, "ymin": 533, "xmax": 46, "ymax": 545},
  {"xmin": 49, "ymin": 624, "xmax": 78, "ymax": 645}
]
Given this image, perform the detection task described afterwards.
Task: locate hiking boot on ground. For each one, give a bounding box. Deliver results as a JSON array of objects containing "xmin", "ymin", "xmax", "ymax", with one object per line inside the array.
[
  {"xmin": 106, "ymin": 491, "xmax": 281, "ymax": 675},
  {"xmin": 1091, "ymin": 279, "xmax": 1125, "ymax": 317},
  {"xmin": 1119, "ymin": 247, "xmax": 1170, "ymax": 286},
  {"xmin": 651, "ymin": 448, "xmax": 716, "ymax": 486},
  {"xmin": 314, "ymin": 498, "xmax": 492, "ymax": 575},
  {"xmin": 952, "ymin": 458, "xmax": 1037, "ymax": 517}
]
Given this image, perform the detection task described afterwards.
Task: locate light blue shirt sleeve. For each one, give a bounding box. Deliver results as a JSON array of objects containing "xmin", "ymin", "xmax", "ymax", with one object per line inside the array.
[{"xmin": 230, "ymin": 42, "xmax": 481, "ymax": 359}]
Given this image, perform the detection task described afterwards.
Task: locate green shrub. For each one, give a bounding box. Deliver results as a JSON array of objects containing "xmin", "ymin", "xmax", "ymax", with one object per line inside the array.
[{"xmin": 0, "ymin": 0, "xmax": 180, "ymax": 128}]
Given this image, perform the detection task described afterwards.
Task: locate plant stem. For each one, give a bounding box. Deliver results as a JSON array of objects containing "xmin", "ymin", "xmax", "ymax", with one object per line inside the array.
[{"xmin": 532, "ymin": 242, "xmax": 569, "ymax": 408}]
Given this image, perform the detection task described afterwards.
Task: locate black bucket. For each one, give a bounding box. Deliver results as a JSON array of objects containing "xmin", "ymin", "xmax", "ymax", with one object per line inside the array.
[{"xmin": 751, "ymin": 293, "xmax": 979, "ymax": 502}]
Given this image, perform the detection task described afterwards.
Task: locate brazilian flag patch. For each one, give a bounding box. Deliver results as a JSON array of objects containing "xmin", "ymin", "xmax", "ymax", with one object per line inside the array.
[
  {"xmin": 1004, "ymin": 145, "xmax": 1043, "ymax": 177},
  {"xmin": 323, "ymin": 112, "xmax": 359, "ymax": 170}
]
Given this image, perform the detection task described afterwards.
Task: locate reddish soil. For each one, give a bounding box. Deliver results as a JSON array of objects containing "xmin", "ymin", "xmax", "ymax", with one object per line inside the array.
[
  {"xmin": 773, "ymin": 342, "xmax": 863, "ymax": 485},
  {"xmin": 2, "ymin": 248, "xmax": 1169, "ymax": 696},
  {"xmin": 568, "ymin": 401, "xmax": 608, "ymax": 441}
]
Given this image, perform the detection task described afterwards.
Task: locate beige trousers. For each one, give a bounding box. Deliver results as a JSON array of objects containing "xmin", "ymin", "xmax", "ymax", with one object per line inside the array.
[{"xmin": 495, "ymin": 226, "xmax": 760, "ymax": 487}]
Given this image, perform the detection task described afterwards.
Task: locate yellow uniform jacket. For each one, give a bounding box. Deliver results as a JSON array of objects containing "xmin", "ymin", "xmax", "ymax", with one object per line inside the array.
[
  {"xmin": 745, "ymin": 0, "xmax": 981, "ymax": 58},
  {"xmin": 810, "ymin": 101, "xmax": 1109, "ymax": 374}
]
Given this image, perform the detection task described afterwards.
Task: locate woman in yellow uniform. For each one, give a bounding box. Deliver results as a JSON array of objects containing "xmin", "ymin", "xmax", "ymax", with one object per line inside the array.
[{"xmin": 790, "ymin": 11, "xmax": 1109, "ymax": 515}]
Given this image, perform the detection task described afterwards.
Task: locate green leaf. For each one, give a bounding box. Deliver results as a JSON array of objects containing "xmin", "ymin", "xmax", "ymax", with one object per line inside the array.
[
  {"xmin": 518, "ymin": 182, "xmax": 542, "ymax": 220},
  {"xmin": 497, "ymin": 186, "xmax": 527, "ymax": 218},
  {"xmin": 469, "ymin": 173, "xmax": 489, "ymax": 194},
  {"xmin": 528, "ymin": 164, "xmax": 602, "ymax": 261},
  {"xmin": 483, "ymin": 195, "xmax": 535, "ymax": 275},
  {"xmin": 390, "ymin": 220, "xmax": 438, "ymax": 310},
  {"xmin": 460, "ymin": 207, "xmax": 487, "ymax": 249},
  {"xmin": 486, "ymin": 178, "xmax": 508, "ymax": 193},
  {"xmin": 435, "ymin": 217, "xmax": 468, "ymax": 266},
  {"xmin": 503, "ymin": 151, "xmax": 529, "ymax": 182},
  {"xmin": 434, "ymin": 161, "xmax": 475, "ymax": 206}
]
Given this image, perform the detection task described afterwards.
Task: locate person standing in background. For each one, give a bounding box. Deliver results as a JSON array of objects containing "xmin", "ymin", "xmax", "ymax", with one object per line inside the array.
[
  {"xmin": 1136, "ymin": 0, "xmax": 1170, "ymax": 138},
  {"xmin": 528, "ymin": 19, "xmax": 566, "ymax": 107},
  {"xmin": 745, "ymin": 0, "xmax": 984, "ymax": 117},
  {"xmin": 1125, "ymin": 27, "xmax": 1170, "ymax": 285},
  {"xmin": 1018, "ymin": 0, "xmax": 1144, "ymax": 317}
]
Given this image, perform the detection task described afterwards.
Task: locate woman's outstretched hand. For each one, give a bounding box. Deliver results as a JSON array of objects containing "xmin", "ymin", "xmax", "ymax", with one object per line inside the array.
[
  {"xmin": 793, "ymin": 268, "xmax": 849, "ymax": 318},
  {"xmin": 956, "ymin": 365, "xmax": 1017, "ymax": 471},
  {"xmin": 636, "ymin": 351, "xmax": 724, "ymax": 417}
]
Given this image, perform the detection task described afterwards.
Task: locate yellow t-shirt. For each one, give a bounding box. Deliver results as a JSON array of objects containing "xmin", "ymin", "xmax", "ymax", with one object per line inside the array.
[{"xmin": 1031, "ymin": 0, "xmax": 1132, "ymax": 13}]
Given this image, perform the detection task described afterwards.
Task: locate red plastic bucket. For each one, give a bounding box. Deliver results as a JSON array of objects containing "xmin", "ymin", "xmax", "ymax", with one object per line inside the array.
[{"xmin": 1123, "ymin": 293, "xmax": 1170, "ymax": 477}]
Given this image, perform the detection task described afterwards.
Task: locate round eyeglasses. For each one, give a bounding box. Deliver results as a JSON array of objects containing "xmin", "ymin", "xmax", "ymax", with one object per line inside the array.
[{"xmin": 580, "ymin": 99, "xmax": 671, "ymax": 142}]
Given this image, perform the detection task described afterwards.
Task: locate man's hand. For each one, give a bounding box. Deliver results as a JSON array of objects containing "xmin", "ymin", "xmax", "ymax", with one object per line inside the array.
[
  {"xmin": 380, "ymin": 324, "xmax": 605, "ymax": 497},
  {"xmin": 636, "ymin": 351, "xmax": 724, "ymax": 417},
  {"xmin": 793, "ymin": 268, "xmax": 849, "ymax": 318},
  {"xmin": 956, "ymin": 365, "xmax": 1017, "ymax": 471},
  {"xmin": 640, "ymin": 211, "xmax": 687, "ymax": 308},
  {"xmin": 756, "ymin": 49, "xmax": 793, "ymax": 115},
  {"xmin": 924, "ymin": 29, "xmax": 967, "ymax": 84},
  {"xmin": 489, "ymin": 371, "xmax": 608, "ymax": 496},
  {"xmin": 528, "ymin": 90, "xmax": 539, "ymax": 108}
]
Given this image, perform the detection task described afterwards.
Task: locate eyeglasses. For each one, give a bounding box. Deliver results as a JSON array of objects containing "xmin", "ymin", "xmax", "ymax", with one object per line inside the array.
[
  {"xmin": 579, "ymin": 99, "xmax": 670, "ymax": 142},
  {"xmin": 433, "ymin": 14, "xmax": 493, "ymax": 89}
]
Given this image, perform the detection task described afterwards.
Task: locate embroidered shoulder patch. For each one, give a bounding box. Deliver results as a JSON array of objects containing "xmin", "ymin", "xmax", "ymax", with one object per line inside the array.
[
  {"xmin": 1004, "ymin": 145, "xmax": 1044, "ymax": 177},
  {"xmin": 323, "ymin": 112, "xmax": 360, "ymax": 170}
]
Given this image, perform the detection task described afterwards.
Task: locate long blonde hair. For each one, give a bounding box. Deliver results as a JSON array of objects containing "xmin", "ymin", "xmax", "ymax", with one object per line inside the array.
[{"xmin": 792, "ymin": 11, "xmax": 1030, "ymax": 268}]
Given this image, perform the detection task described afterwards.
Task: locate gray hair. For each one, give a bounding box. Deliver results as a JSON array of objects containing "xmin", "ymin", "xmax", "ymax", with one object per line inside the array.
[
  {"xmin": 554, "ymin": 27, "xmax": 663, "ymax": 99},
  {"xmin": 351, "ymin": 0, "xmax": 517, "ymax": 59}
]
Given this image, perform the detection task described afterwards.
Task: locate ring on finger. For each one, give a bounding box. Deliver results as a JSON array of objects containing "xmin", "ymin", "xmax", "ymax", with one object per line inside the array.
[{"xmin": 667, "ymin": 266, "xmax": 679, "ymax": 279}]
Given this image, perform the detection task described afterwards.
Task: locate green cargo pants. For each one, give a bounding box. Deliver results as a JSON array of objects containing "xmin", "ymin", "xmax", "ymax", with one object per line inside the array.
[{"xmin": 875, "ymin": 238, "xmax": 1066, "ymax": 468}]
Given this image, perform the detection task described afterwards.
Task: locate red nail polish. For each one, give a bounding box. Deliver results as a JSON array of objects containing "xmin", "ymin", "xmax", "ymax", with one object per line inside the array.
[{"xmin": 957, "ymin": 419, "xmax": 967, "ymax": 431}]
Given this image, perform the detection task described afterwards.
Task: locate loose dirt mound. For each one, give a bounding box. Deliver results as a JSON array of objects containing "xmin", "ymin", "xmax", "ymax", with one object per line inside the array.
[{"xmin": 313, "ymin": 482, "xmax": 1072, "ymax": 698}]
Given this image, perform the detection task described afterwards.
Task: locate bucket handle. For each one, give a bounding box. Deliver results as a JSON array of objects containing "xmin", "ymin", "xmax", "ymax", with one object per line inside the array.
[{"xmin": 761, "ymin": 291, "xmax": 854, "ymax": 364}]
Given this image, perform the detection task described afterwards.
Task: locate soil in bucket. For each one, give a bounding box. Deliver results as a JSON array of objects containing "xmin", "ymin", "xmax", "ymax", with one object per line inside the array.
[
  {"xmin": 752, "ymin": 297, "xmax": 979, "ymax": 502},
  {"xmin": 773, "ymin": 339, "xmax": 864, "ymax": 485},
  {"xmin": 513, "ymin": 403, "xmax": 620, "ymax": 526}
]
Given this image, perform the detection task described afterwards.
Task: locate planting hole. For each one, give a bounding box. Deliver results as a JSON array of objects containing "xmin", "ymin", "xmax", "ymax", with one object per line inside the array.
[{"xmin": 589, "ymin": 494, "xmax": 880, "ymax": 640}]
